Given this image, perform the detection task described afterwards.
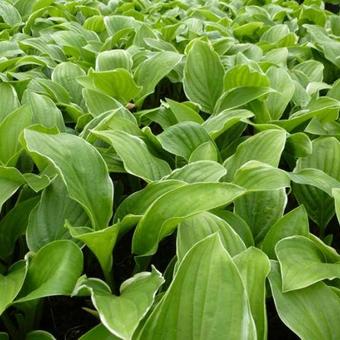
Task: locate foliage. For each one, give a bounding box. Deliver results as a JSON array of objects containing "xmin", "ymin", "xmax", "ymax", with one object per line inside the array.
[{"xmin": 0, "ymin": 0, "xmax": 340, "ymax": 339}]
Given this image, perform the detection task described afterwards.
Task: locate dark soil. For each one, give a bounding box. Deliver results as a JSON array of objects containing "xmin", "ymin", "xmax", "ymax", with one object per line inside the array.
[
  {"xmin": 267, "ymin": 299, "xmax": 299, "ymax": 340},
  {"xmin": 325, "ymin": 3, "xmax": 339, "ymax": 13},
  {"xmin": 40, "ymin": 297, "xmax": 97, "ymax": 340}
]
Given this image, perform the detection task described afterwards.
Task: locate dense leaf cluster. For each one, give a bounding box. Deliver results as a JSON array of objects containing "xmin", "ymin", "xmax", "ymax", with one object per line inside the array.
[{"xmin": 0, "ymin": 0, "xmax": 340, "ymax": 339}]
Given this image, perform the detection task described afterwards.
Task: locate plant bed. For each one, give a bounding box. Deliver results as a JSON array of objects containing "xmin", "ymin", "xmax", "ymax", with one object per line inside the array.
[{"xmin": 1, "ymin": 0, "xmax": 340, "ymax": 339}]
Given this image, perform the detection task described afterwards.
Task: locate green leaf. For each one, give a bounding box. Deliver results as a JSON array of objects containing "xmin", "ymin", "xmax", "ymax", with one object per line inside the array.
[
  {"xmin": 84, "ymin": 69, "xmax": 141, "ymax": 104},
  {"xmin": 261, "ymin": 24, "xmax": 291, "ymax": 44},
  {"xmin": 93, "ymin": 130, "xmax": 171, "ymax": 182},
  {"xmin": 23, "ymin": 129, "xmax": 113, "ymax": 229},
  {"xmin": 0, "ymin": 1, "xmax": 22, "ymax": 26},
  {"xmin": 234, "ymin": 248, "xmax": 270, "ymax": 340},
  {"xmin": 262, "ymin": 206, "xmax": 309, "ymax": 259},
  {"xmin": 144, "ymin": 38, "xmax": 178, "ymax": 53},
  {"xmin": 234, "ymin": 22, "xmax": 264, "ymax": 40},
  {"xmin": 25, "ymin": 330, "xmax": 56, "ymax": 340},
  {"xmin": 138, "ymin": 106, "xmax": 176, "ymax": 130},
  {"xmin": 213, "ymin": 210, "xmax": 255, "ymax": 247},
  {"xmin": 177, "ymin": 211, "xmax": 246, "ymax": 262},
  {"xmin": 333, "ymin": 188, "xmax": 340, "ymax": 224},
  {"xmin": 0, "ymin": 332, "xmax": 8, "ymax": 340},
  {"xmin": 0, "ymin": 41, "xmax": 22, "ymax": 58},
  {"xmin": 290, "ymin": 168, "xmax": 340, "ymax": 197},
  {"xmin": 104, "ymin": 15, "xmax": 140, "ymax": 36},
  {"xmin": 183, "ymin": 40, "xmax": 224, "ymax": 114},
  {"xmin": 0, "ymin": 167, "xmax": 48, "ymax": 212},
  {"xmin": 266, "ymin": 67, "xmax": 295, "ymax": 120},
  {"xmin": 224, "ymin": 64, "xmax": 269, "ymax": 90},
  {"xmin": 84, "ymin": 268, "xmax": 164, "ymax": 340},
  {"xmin": 234, "ymin": 189, "xmax": 287, "ymax": 243},
  {"xmin": 202, "ymin": 109, "xmax": 254, "ymax": 140},
  {"xmin": 309, "ymin": 233, "xmax": 340, "ymax": 262},
  {"xmin": 22, "ymin": 175, "xmax": 50, "ymax": 194},
  {"xmin": 189, "ymin": 141, "xmax": 219, "ymax": 161},
  {"xmin": 233, "ymin": 161, "xmax": 291, "ymax": 191},
  {"xmin": 224, "ymin": 129, "xmax": 286, "ymax": 181},
  {"xmin": 15, "ymin": 240, "xmax": 83, "ymax": 303},
  {"xmin": 276, "ymin": 236, "xmax": 340, "ymax": 291},
  {"xmin": 0, "ymin": 260, "xmax": 27, "ymax": 315},
  {"xmin": 114, "ymin": 180, "xmax": 185, "ymax": 229},
  {"xmin": 306, "ymin": 82, "xmax": 331, "ymax": 96},
  {"xmin": 0, "ymin": 197, "xmax": 39, "ymax": 258},
  {"xmin": 285, "ymin": 133, "xmax": 312, "ymax": 158},
  {"xmin": 305, "ymin": 24, "xmax": 340, "ymax": 68},
  {"xmin": 134, "ymin": 51, "xmax": 182, "ymax": 103},
  {"xmin": 137, "ymin": 234, "xmax": 256, "ymax": 340},
  {"xmin": 51, "ymin": 62, "xmax": 86, "ymax": 105},
  {"xmin": 26, "ymin": 178, "xmax": 88, "ymax": 251},
  {"xmin": 83, "ymin": 88, "xmax": 123, "ymax": 117},
  {"xmin": 157, "ymin": 122, "xmax": 212, "ymax": 161},
  {"xmin": 292, "ymin": 137, "xmax": 340, "ymax": 229},
  {"xmin": 28, "ymin": 78, "xmax": 70, "ymax": 104},
  {"xmin": 328, "ymin": 79, "xmax": 340, "ymax": 101},
  {"xmin": 166, "ymin": 98, "xmax": 203, "ymax": 124},
  {"xmin": 291, "ymin": 80, "xmax": 311, "ymax": 108},
  {"xmin": 68, "ymin": 224, "xmax": 119, "ymax": 282},
  {"xmin": 132, "ymin": 182, "xmax": 245, "ymax": 255},
  {"xmin": 23, "ymin": 92, "xmax": 65, "ymax": 131},
  {"xmin": 0, "ymin": 106, "xmax": 32, "ymax": 166},
  {"xmin": 165, "ymin": 160, "xmax": 226, "ymax": 183},
  {"xmin": 261, "ymin": 47, "xmax": 288, "ymax": 67},
  {"xmin": 0, "ymin": 83, "xmax": 20, "ymax": 122},
  {"xmin": 80, "ymin": 324, "xmax": 118, "ymax": 340},
  {"xmin": 215, "ymin": 87, "xmax": 274, "ymax": 113},
  {"xmin": 304, "ymin": 118, "xmax": 340, "ymax": 136},
  {"xmin": 84, "ymin": 107, "xmax": 142, "ymax": 142},
  {"xmin": 272, "ymin": 97, "xmax": 340, "ymax": 132},
  {"xmin": 269, "ymin": 261, "xmax": 340, "ymax": 340},
  {"xmin": 95, "ymin": 50, "xmax": 132, "ymax": 72}
]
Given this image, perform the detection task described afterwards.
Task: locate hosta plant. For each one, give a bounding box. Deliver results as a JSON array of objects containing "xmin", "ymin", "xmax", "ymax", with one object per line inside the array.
[{"xmin": 1, "ymin": 0, "xmax": 340, "ymax": 339}]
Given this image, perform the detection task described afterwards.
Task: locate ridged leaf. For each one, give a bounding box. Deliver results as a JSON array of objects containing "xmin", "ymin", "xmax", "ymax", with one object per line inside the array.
[
  {"xmin": 81, "ymin": 268, "xmax": 164, "ymax": 340},
  {"xmin": 266, "ymin": 67, "xmax": 295, "ymax": 120},
  {"xmin": 52, "ymin": 62, "xmax": 86, "ymax": 105},
  {"xmin": 215, "ymin": 87, "xmax": 274, "ymax": 113},
  {"xmin": 135, "ymin": 51, "xmax": 182, "ymax": 103},
  {"xmin": 27, "ymin": 178, "xmax": 88, "ymax": 251},
  {"xmin": 68, "ymin": 224, "xmax": 119, "ymax": 282},
  {"xmin": 203, "ymin": 109, "xmax": 254, "ymax": 139},
  {"xmin": 23, "ymin": 129, "xmax": 113, "ymax": 229},
  {"xmin": 157, "ymin": 122, "xmax": 212, "ymax": 161},
  {"xmin": 233, "ymin": 161, "xmax": 290, "ymax": 191},
  {"xmin": 0, "ymin": 83, "xmax": 20, "ymax": 122},
  {"xmin": 234, "ymin": 248, "xmax": 270, "ymax": 340},
  {"xmin": 234, "ymin": 189, "xmax": 287, "ymax": 243},
  {"xmin": 269, "ymin": 261, "xmax": 340, "ymax": 340},
  {"xmin": 224, "ymin": 64, "xmax": 269, "ymax": 90},
  {"xmin": 15, "ymin": 240, "xmax": 83, "ymax": 303},
  {"xmin": 262, "ymin": 206, "xmax": 309, "ymax": 259},
  {"xmin": 137, "ymin": 234, "xmax": 256, "ymax": 340},
  {"xmin": 93, "ymin": 130, "xmax": 171, "ymax": 182},
  {"xmin": 276, "ymin": 236, "xmax": 340, "ymax": 291},
  {"xmin": 165, "ymin": 161, "xmax": 226, "ymax": 183},
  {"xmin": 177, "ymin": 212, "xmax": 246, "ymax": 262},
  {"xmin": 224, "ymin": 129, "xmax": 286, "ymax": 180},
  {"xmin": 95, "ymin": 50, "xmax": 132, "ymax": 71},
  {"xmin": 183, "ymin": 40, "xmax": 224, "ymax": 114},
  {"xmin": 292, "ymin": 137, "xmax": 340, "ymax": 229},
  {"xmin": 132, "ymin": 182, "xmax": 245, "ymax": 255},
  {"xmin": 0, "ymin": 261, "xmax": 27, "ymax": 315}
]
